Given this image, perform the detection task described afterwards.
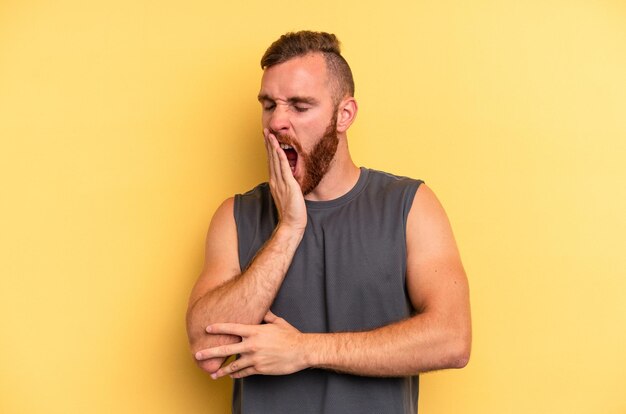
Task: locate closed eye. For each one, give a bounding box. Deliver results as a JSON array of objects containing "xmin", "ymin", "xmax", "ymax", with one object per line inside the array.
[{"xmin": 288, "ymin": 96, "xmax": 316, "ymax": 113}]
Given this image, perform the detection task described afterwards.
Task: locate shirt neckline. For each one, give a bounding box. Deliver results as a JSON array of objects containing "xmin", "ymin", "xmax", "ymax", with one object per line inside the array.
[{"xmin": 304, "ymin": 167, "xmax": 369, "ymax": 210}]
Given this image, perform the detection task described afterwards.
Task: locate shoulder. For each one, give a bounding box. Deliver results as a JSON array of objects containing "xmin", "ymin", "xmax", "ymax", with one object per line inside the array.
[
  {"xmin": 208, "ymin": 197, "xmax": 237, "ymax": 242},
  {"xmin": 237, "ymin": 182, "xmax": 270, "ymax": 198},
  {"xmin": 406, "ymin": 184, "xmax": 460, "ymax": 260},
  {"xmin": 233, "ymin": 182, "xmax": 276, "ymax": 222},
  {"xmin": 364, "ymin": 168, "xmax": 424, "ymax": 186},
  {"xmin": 234, "ymin": 182, "xmax": 272, "ymax": 210},
  {"xmin": 408, "ymin": 184, "xmax": 446, "ymax": 221},
  {"xmin": 361, "ymin": 168, "xmax": 424, "ymax": 218},
  {"xmin": 210, "ymin": 180, "xmax": 272, "ymax": 242},
  {"xmin": 363, "ymin": 168, "xmax": 424, "ymax": 196}
]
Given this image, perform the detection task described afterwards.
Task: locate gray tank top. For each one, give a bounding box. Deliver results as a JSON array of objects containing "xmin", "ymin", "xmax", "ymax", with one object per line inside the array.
[{"xmin": 233, "ymin": 167, "xmax": 423, "ymax": 414}]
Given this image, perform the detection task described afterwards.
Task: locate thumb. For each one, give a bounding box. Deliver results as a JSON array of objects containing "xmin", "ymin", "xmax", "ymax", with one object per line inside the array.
[{"xmin": 264, "ymin": 310, "xmax": 279, "ymax": 324}]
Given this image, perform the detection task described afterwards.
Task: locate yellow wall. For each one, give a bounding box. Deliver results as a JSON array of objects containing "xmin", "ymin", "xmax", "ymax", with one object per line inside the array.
[{"xmin": 2, "ymin": 0, "xmax": 625, "ymax": 412}]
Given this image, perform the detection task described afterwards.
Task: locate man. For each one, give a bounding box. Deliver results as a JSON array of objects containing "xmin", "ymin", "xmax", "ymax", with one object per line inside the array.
[{"xmin": 186, "ymin": 31, "xmax": 471, "ymax": 413}]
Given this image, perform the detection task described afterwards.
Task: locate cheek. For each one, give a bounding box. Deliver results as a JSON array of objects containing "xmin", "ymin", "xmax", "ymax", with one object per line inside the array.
[
  {"xmin": 261, "ymin": 114, "xmax": 270, "ymax": 127},
  {"xmin": 298, "ymin": 118, "xmax": 325, "ymax": 136}
]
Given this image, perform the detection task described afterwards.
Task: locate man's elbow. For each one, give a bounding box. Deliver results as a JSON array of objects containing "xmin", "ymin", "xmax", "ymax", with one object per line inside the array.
[
  {"xmin": 188, "ymin": 337, "xmax": 226, "ymax": 374},
  {"xmin": 447, "ymin": 332, "xmax": 471, "ymax": 369},
  {"xmin": 187, "ymin": 334, "xmax": 234, "ymax": 376},
  {"xmin": 196, "ymin": 357, "xmax": 224, "ymax": 374},
  {"xmin": 450, "ymin": 342, "xmax": 471, "ymax": 369}
]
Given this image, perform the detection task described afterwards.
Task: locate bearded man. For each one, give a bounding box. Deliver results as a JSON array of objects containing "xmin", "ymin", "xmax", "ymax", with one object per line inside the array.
[{"xmin": 186, "ymin": 31, "xmax": 472, "ymax": 414}]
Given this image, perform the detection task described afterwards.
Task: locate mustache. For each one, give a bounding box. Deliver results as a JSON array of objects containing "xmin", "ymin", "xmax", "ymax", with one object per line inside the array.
[{"xmin": 272, "ymin": 132, "xmax": 303, "ymax": 154}]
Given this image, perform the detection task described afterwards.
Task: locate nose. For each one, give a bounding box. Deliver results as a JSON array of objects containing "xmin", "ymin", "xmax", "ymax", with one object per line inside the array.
[{"xmin": 268, "ymin": 105, "xmax": 290, "ymax": 134}]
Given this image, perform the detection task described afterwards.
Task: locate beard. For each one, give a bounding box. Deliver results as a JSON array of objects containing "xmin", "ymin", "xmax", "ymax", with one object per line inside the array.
[{"xmin": 276, "ymin": 112, "xmax": 339, "ymax": 196}]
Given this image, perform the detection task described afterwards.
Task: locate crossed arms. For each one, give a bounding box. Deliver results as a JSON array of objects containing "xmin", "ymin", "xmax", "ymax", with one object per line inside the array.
[{"xmin": 185, "ymin": 130, "xmax": 472, "ymax": 379}]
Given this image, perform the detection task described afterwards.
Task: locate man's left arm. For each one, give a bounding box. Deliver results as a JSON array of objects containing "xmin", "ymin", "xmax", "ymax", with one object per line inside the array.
[{"xmin": 196, "ymin": 184, "xmax": 472, "ymax": 378}]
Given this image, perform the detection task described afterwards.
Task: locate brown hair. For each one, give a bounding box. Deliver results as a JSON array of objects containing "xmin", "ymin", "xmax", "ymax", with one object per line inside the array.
[{"xmin": 261, "ymin": 31, "xmax": 355, "ymax": 103}]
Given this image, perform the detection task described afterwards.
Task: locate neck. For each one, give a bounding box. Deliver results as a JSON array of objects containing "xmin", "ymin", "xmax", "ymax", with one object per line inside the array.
[{"xmin": 303, "ymin": 136, "xmax": 360, "ymax": 202}]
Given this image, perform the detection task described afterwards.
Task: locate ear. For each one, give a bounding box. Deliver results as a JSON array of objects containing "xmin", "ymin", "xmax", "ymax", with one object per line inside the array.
[{"xmin": 335, "ymin": 97, "xmax": 358, "ymax": 133}]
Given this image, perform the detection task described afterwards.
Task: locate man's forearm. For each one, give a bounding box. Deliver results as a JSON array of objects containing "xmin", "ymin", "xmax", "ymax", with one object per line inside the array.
[
  {"xmin": 303, "ymin": 313, "xmax": 471, "ymax": 376},
  {"xmin": 201, "ymin": 309, "xmax": 471, "ymax": 379},
  {"xmin": 186, "ymin": 224, "xmax": 303, "ymax": 365}
]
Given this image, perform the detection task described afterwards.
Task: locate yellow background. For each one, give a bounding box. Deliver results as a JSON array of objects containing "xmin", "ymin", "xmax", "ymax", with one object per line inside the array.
[{"xmin": 1, "ymin": 0, "xmax": 625, "ymax": 413}]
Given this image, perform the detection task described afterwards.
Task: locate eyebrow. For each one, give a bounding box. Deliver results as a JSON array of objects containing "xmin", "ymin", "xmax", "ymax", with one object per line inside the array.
[{"xmin": 257, "ymin": 94, "xmax": 318, "ymax": 105}]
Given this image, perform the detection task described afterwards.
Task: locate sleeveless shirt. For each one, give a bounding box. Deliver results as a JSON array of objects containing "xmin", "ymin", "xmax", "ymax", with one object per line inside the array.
[{"xmin": 233, "ymin": 167, "xmax": 424, "ymax": 414}]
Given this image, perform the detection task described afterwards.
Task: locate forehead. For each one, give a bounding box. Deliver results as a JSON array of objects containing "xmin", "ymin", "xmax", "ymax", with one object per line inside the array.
[{"xmin": 259, "ymin": 53, "xmax": 333, "ymax": 101}]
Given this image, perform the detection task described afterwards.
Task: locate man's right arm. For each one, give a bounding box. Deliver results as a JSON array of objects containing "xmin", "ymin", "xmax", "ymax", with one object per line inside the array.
[{"xmin": 186, "ymin": 131, "xmax": 306, "ymax": 374}]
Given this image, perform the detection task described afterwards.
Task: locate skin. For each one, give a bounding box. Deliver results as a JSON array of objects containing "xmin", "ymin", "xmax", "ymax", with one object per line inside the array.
[{"xmin": 186, "ymin": 52, "xmax": 472, "ymax": 379}]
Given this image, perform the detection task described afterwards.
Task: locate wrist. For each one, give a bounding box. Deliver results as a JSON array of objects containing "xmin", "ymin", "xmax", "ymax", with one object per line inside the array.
[
  {"xmin": 301, "ymin": 333, "xmax": 326, "ymax": 369},
  {"xmin": 275, "ymin": 221, "xmax": 306, "ymax": 239}
]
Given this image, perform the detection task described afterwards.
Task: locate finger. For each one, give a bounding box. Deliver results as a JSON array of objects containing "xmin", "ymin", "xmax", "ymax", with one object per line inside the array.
[
  {"xmin": 265, "ymin": 133, "xmax": 281, "ymax": 187},
  {"xmin": 263, "ymin": 130, "xmax": 272, "ymax": 171},
  {"xmin": 265, "ymin": 310, "xmax": 290, "ymax": 327},
  {"xmin": 231, "ymin": 366, "xmax": 258, "ymax": 379},
  {"xmin": 277, "ymin": 146, "xmax": 294, "ymax": 183},
  {"xmin": 195, "ymin": 341, "xmax": 248, "ymax": 361},
  {"xmin": 263, "ymin": 131, "xmax": 275, "ymax": 172},
  {"xmin": 212, "ymin": 357, "xmax": 253, "ymax": 380},
  {"xmin": 267, "ymin": 133, "xmax": 284, "ymax": 183},
  {"xmin": 206, "ymin": 323, "xmax": 255, "ymax": 337},
  {"xmin": 270, "ymin": 140, "xmax": 295, "ymax": 201},
  {"xmin": 266, "ymin": 133, "xmax": 292, "ymax": 181}
]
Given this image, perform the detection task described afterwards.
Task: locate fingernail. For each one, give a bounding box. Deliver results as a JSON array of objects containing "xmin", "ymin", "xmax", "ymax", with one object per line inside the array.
[
  {"xmin": 206, "ymin": 326, "xmax": 212, "ymax": 333},
  {"xmin": 211, "ymin": 373, "xmax": 218, "ymax": 380},
  {"xmin": 195, "ymin": 352, "xmax": 202, "ymax": 360}
]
